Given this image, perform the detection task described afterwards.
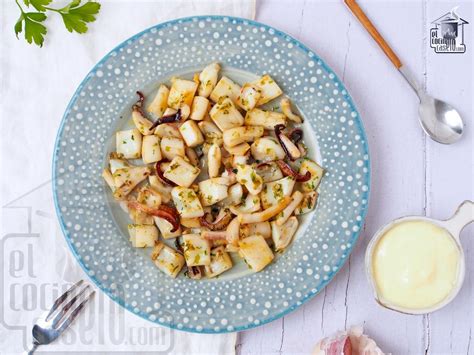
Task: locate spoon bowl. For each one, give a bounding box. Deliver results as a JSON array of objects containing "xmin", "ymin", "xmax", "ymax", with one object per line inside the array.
[{"xmin": 419, "ymin": 95, "xmax": 464, "ymax": 144}]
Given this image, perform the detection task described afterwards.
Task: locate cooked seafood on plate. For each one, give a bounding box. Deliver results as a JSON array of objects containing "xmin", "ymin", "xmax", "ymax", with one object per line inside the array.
[{"xmin": 102, "ymin": 63, "xmax": 324, "ymax": 280}]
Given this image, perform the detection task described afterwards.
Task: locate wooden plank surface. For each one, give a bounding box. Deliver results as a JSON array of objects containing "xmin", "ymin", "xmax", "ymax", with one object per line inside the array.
[
  {"xmin": 424, "ymin": 2, "xmax": 473, "ymax": 354},
  {"xmin": 239, "ymin": 1, "xmax": 473, "ymax": 354}
]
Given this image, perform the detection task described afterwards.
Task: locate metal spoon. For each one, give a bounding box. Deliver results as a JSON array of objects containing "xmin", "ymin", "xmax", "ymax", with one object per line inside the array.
[{"xmin": 344, "ymin": 0, "xmax": 464, "ymax": 144}]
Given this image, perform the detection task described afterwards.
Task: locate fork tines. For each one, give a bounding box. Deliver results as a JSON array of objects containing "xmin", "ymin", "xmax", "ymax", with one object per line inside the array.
[{"xmin": 45, "ymin": 280, "xmax": 95, "ymax": 332}]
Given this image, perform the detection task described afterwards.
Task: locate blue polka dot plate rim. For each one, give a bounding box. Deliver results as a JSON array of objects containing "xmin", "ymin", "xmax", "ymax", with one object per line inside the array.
[{"xmin": 52, "ymin": 15, "xmax": 371, "ymax": 334}]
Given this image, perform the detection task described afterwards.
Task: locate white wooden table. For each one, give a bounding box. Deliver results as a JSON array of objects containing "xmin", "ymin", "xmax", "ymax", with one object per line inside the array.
[{"xmin": 239, "ymin": 1, "xmax": 473, "ymax": 354}]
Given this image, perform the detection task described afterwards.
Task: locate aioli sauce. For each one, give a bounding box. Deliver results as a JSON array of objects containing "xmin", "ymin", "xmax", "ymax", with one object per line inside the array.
[{"xmin": 372, "ymin": 220, "xmax": 460, "ymax": 310}]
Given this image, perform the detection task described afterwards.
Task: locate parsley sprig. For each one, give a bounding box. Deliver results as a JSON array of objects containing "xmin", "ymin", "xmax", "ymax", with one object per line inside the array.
[{"xmin": 14, "ymin": 0, "xmax": 101, "ymax": 47}]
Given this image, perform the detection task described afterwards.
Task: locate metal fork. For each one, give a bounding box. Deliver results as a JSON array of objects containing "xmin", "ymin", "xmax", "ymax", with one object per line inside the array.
[{"xmin": 26, "ymin": 280, "xmax": 95, "ymax": 354}]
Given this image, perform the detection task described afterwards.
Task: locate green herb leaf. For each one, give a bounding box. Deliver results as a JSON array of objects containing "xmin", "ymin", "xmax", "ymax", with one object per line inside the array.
[
  {"xmin": 15, "ymin": 0, "xmax": 101, "ymax": 47},
  {"xmin": 61, "ymin": 1, "xmax": 101, "ymax": 34},
  {"xmin": 57, "ymin": 0, "xmax": 81, "ymax": 12},
  {"xmin": 26, "ymin": 12, "xmax": 47, "ymax": 21},
  {"xmin": 14, "ymin": 15, "xmax": 24, "ymax": 38},
  {"xmin": 27, "ymin": 0, "xmax": 52, "ymax": 12},
  {"xmin": 24, "ymin": 12, "xmax": 47, "ymax": 46},
  {"xmin": 61, "ymin": 13, "xmax": 87, "ymax": 33},
  {"xmin": 70, "ymin": 1, "xmax": 100, "ymax": 19}
]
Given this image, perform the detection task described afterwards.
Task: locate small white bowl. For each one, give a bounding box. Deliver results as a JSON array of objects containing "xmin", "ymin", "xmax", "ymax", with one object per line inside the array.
[{"xmin": 365, "ymin": 200, "xmax": 473, "ymax": 314}]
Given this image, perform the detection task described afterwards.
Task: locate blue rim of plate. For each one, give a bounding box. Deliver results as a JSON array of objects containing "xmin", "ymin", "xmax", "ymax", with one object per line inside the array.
[{"xmin": 52, "ymin": 15, "xmax": 371, "ymax": 334}]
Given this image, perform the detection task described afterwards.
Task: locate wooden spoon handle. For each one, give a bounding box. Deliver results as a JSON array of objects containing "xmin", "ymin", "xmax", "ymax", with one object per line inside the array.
[{"xmin": 344, "ymin": 0, "xmax": 402, "ymax": 69}]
